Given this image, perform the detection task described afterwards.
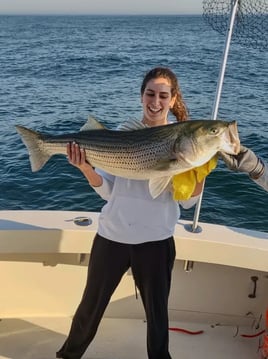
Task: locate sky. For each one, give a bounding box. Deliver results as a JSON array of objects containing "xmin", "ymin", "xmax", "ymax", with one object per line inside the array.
[{"xmin": 0, "ymin": 0, "xmax": 203, "ymax": 15}]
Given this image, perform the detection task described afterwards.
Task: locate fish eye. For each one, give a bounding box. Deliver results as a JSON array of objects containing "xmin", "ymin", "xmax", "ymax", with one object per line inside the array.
[{"xmin": 209, "ymin": 127, "xmax": 219, "ymax": 135}]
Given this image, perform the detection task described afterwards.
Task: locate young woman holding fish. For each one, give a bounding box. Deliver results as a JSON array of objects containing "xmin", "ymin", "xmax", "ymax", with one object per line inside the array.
[
  {"xmin": 56, "ymin": 67, "xmax": 267, "ymax": 359},
  {"xmin": 55, "ymin": 67, "xmax": 208, "ymax": 359}
]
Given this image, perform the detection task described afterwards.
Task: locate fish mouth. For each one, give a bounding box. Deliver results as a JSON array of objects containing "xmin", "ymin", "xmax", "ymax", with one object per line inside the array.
[{"xmin": 221, "ymin": 121, "xmax": 240, "ymax": 155}]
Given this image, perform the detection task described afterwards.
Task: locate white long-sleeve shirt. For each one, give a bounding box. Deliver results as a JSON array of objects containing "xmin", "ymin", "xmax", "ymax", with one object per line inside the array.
[{"xmin": 92, "ymin": 119, "xmax": 199, "ymax": 244}]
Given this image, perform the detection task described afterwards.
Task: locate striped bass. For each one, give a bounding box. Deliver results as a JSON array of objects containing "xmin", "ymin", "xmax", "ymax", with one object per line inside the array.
[{"xmin": 15, "ymin": 118, "xmax": 240, "ymax": 198}]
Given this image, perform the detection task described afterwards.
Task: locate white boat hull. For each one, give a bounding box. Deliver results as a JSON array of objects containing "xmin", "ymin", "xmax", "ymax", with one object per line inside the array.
[{"xmin": 0, "ymin": 210, "xmax": 267, "ymax": 358}]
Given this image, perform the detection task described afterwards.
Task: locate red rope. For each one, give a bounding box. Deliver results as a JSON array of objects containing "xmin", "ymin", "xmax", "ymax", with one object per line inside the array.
[
  {"xmin": 169, "ymin": 327, "xmax": 266, "ymax": 338},
  {"xmin": 169, "ymin": 327, "xmax": 204, "ymax": 335},
  {"xmin": 240, "ymin": 330, "xmax": 265, "ymax": 338}
]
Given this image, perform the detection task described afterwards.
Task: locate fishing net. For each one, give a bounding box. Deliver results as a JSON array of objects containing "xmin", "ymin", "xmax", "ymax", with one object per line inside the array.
[{"xmin": 203, "ymin": 0, "xmax": 268, "ymax": 50}]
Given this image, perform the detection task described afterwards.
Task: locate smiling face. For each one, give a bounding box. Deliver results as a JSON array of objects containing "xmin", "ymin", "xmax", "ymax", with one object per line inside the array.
[{"xmin": 141, "ymin": 77, "xmax": 176, "ymax": 127}]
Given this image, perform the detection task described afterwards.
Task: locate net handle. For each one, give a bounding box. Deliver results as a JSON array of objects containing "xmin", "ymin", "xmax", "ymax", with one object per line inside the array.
[{"xmin": 191, "ymin": 0, "xmax": 240, "ymax": 232}]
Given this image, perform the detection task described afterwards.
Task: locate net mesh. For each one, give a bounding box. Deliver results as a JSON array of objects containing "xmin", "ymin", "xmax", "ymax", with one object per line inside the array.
[{"xmin": 203, "ymin": 0, "xmax": 268, "ymax": 50}]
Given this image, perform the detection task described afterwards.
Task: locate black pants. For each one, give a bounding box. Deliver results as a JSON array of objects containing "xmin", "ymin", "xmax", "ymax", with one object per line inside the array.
[{"xmin": 56, "ymin": 233, "xmax": 175, "ymax": 359}]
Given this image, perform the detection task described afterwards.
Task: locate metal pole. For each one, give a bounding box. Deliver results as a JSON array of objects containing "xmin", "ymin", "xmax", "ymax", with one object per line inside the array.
[{"xmin": 190, "ymin": 0, "xmax": 240, "ymax": 232}]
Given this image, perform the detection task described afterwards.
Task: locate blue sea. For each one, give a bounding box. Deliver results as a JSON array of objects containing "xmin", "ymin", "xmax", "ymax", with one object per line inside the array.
[{"xmin": 0, "ymin": 15, "xmax": 267, "ymax": 232}]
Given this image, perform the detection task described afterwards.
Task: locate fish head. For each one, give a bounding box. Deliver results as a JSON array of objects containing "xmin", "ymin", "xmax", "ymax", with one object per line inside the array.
[{"xmin": 173, "ymin": 120, "xmax": 240, "ymax": 167}]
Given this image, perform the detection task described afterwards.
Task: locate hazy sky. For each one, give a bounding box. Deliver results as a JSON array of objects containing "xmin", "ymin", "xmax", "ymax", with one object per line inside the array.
[{"xmin": 0, "ymin": 0, "xmax": 203, "ymax": 15}]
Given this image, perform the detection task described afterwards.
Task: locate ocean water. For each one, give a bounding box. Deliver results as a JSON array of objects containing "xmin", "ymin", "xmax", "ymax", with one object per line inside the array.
[{"xmin": 0, "ymin": 15, "xmax": 267, "ymax": 232}]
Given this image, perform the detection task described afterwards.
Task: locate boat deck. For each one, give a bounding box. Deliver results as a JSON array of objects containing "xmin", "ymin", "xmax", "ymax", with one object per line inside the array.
[
  {"xmin": 0, "ymin": 316, "xmax": 262, "ymax": 359},
  {"xmin": 0, "ymin": 211, "xmax": 267, "ymax": 358}
]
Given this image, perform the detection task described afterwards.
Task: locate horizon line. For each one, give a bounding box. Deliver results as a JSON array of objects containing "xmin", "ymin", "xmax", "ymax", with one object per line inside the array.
[{"xmin": 0, "ymin": 12, "xmax": 202, "ymax": 16}]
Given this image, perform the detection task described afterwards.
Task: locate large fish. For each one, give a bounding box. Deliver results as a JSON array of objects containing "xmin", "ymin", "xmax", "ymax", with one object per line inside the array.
[{"xmin": 15, "ymin": 118, "xmax": 240, "ymax": 198}]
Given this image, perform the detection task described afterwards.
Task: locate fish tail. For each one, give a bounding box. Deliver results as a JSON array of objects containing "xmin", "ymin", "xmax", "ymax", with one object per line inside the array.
[{"xmin": 15, "ymin": 125, "xmax": 51, "ymax": 172}]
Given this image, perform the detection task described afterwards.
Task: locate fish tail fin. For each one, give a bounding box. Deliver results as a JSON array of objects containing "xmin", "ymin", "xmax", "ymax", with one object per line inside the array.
[{"xmin": 15, "ymin": 125, "xmax": 51, "ymax": 172}]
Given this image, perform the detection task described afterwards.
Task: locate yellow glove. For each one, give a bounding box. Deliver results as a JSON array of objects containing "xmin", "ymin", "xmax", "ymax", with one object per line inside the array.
[{"xmin": 172, "ymin": 156, "xmax": 218, "ymax": 200}]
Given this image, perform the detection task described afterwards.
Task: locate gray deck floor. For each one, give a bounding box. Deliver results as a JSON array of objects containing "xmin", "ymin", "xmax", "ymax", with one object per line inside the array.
[{"xmin": 0, "ymin": 316, "xmax": 262, "ymax": 359}]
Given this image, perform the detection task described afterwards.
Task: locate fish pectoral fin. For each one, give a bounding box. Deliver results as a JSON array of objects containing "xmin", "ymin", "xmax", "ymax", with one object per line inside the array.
[
  {"xmin": 79, "ymin": 116, "xmax": 106, "ymax": 131},
  {"xmin": 149, "ymin": 176, "xmax": 172, "ymax": 199}
]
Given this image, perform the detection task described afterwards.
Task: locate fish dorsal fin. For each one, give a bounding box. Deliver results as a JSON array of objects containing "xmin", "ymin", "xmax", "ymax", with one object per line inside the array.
[
  {"xmin": 149, "ymin": 176, "xmax": 172, "ymax": 199},
  {"xmin": 79, "ymin": 116, "xmax": 106, "ymax": 131}
]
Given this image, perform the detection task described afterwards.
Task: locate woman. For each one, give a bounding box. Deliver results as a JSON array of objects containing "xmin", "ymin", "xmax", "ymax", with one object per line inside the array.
[{"xmin": 56, "ymin": 67, "xmax": 203, "ymax": 359}]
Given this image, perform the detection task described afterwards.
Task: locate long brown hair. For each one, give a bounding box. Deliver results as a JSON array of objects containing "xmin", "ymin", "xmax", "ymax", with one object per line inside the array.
[{"xmin": 140, "ymin": 67, "xmax": 189, "ymax": 122}]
